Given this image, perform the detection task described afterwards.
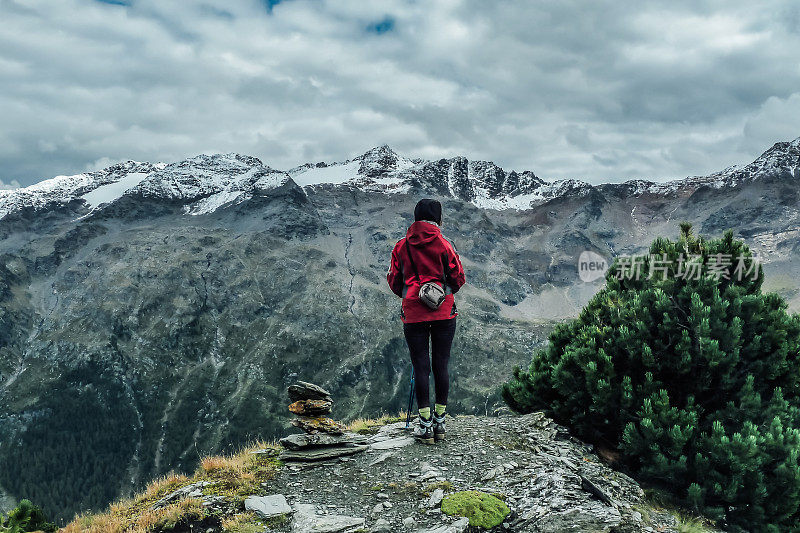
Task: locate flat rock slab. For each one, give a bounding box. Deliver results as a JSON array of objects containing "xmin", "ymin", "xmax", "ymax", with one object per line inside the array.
[
  {"xmin": 292, "ymin": 503, "xmax": 365, "ymax": 533},
  {"xmin": 426, "ymin": 488, "xmax": 445, "ymax": 509},
  {"xmin": 531, "ymin": 501, "xmax": 622, "ymax": 532},
  {"xmin": 280, "ymin": 432, "xmax": 367, "ymax": 451},
  {"xmin": 369, "ymin": 436, "xmax": 415, "ymax": 450},
  {"xmin": 249, "ymin": 448, "xmax": 280, "ymax": 457},
  {"xmin": 288, "ymin": 381, "xmax": 333, "ymax": 403},
  {"xmin": 244, "ymin": 494, "xmax": 292, "ymax": 519},
  {"xmin": 280, "ymin": 444, "xmax": 368, "ymax": 462},
  {"xmin": 368, "ymin": 451, "xmax": 394, "ymax": 466},
  {"xmin": 373, "ymin": 421, "xmax": 410, "ymax": 437}
]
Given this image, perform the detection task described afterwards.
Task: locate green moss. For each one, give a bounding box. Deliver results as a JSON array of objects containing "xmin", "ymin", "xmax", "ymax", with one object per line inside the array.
[{"xmin": 441, "ymin": 491, "xmax": 510, "ymax": 529}]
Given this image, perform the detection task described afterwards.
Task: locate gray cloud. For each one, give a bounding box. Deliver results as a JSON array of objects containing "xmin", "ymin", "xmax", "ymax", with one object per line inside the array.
[
  {"xmin": 0, "ymin": 0, "xmax": 798, "ymax": 187},
  {"xmin": 0, "ymin": 178, "xmax": 21, "ymax": 190}
]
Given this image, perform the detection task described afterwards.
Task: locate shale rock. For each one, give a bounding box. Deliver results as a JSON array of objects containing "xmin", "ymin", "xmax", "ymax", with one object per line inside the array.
[
  {"xmin": 291, "ymin": 416, "xmax": 345, "ymax": 435},
  {"xmin": 370, "ymin": 518, "xmax": 392, "ymax": 532},
  {"xmin": 280, "ymin": 444, "xmax": 369, "ymax": 462},
  {"xmin": 291, "ymin": 503, "xmax": 365, "ymax": 533},
  {"xmin": 288, "ymin": 381, "xmax": 333, "ymax": 403},
  {"xmin": 289, "ymin": 399, "xmax": 333, "ymax": 416},
  {"xmin": 244, "ymin": 494, "xmax": 293, "ymax": 519},
  {"xmin": 280, "ymin": 432, "xmax": 368, "ymax": 450},
  {"xmin": 421, "ymin": 518, "xmax": 470, "ymax": 533}
]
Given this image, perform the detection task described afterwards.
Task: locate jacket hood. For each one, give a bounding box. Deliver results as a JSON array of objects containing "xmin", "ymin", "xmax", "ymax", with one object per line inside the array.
[{"xmin": 406, "ymin": 220, "xmax": 440, "ymax": 246}]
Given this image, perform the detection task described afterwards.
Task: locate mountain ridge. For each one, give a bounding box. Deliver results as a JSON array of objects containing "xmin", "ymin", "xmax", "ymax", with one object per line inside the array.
[{"xmin": 2, "ymin": 137, "xmax": 799, "ymax": 220}]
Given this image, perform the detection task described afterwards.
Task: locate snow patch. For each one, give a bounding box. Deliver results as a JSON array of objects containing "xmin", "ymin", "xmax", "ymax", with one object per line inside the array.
[
  {"xmin": 184, "ymin": 190, "xmax": 247, "ymax": 216},
  {"xmin": 292, "ymin": 160, "xmax": 360, "ymax": 187},
  {"xmin": 80, "ymin": 172, "xmax": 150, "ymax": 208},
  {"xmin": 472, "ymin": 192, "xmax": 543, "ymax": 211}
]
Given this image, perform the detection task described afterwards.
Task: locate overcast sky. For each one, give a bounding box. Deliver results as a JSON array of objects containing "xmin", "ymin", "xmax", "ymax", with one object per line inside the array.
[{"xmin": 1, "ymin": 0, "xmax": 799, "ymax": 189}]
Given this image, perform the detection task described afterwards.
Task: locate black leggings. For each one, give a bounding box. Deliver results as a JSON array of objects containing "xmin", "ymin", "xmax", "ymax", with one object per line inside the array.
[{"xmin": 403, "ymin": 318, "xmax": 457, "ymax": 410}]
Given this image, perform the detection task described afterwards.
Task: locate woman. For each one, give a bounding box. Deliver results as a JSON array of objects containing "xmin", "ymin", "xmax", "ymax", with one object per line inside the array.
[{"xmin": 386, "ymin": 199, "xmax": 466, "ymax": 444}]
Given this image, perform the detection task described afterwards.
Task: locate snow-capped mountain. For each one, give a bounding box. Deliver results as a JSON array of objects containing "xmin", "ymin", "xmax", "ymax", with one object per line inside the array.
[
  {"xmin": 0, "ymin": 160, "xmax": 156, "ymax": 220},
  {"xmin": 3, "ymin": 138, "xmax": 800, "ymax": 221},
  {"xmin": 133, "ymin": 153, "xmax": 288, "ymax": 216},
  {"xmin": 289, "ymin": 144, "xmax": 585, "ymax": 210},
  {"xmin": 612, "ymin": 137, "xmax": 800, "ymax": 196},
  {"xmin": 0, "ymin": 153, "xmax": 289, "ymax": 220}
]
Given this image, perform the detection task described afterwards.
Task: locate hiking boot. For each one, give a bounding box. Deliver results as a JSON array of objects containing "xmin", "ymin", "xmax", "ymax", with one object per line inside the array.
[
  {"xmin": 433, "ymin": 412, "xmax": 446, "ymax": 442},
  {"xmin": 414, "ymin": 415, "xmax": 434, "ymax": 444}
]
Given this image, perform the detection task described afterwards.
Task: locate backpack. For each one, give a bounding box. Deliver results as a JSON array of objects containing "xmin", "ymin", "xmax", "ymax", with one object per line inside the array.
[{"xmin": 405, "ymin": 239, "xmax": 446, "ymax": 310}]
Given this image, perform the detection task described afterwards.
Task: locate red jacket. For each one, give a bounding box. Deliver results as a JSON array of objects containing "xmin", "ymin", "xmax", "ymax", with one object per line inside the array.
[{"xmin": 387, "ymin": 221, "xmax": 466, "ymax": 323}]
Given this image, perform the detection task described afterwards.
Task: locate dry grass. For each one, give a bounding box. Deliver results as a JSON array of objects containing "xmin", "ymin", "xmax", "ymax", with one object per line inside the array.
[
  {"xmin": 62, "ymin": 441, "xmax": 281, "ymax": 532},
  {"xmin": 639, "ymin": 489, "xmax": 720, "ymax": 533},
  {"xmin": 62, "ymin": 498, "xmax": 204, "ymax": 533},
  {"xmin": 345, "ymin": 412, "xmax": 406, "ymax": 434},
  {"xmin": 424, "ymin": 480, "xmax": 454, "ymax": 495},
  {"xmin": 221, "ymin": 512, "xmax": 265, "ymax": 533}
]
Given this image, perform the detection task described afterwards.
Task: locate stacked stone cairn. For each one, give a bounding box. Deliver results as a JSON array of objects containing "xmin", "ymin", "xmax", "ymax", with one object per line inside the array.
[{"xmin": 279, "ymin": 381, "xmax": 369, "ymax": 461}]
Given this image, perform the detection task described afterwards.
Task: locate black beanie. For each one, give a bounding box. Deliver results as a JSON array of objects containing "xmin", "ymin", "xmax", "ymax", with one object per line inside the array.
[{"xmin": 414, "ymin": 198, "xmax": 442, "ymax": 225}]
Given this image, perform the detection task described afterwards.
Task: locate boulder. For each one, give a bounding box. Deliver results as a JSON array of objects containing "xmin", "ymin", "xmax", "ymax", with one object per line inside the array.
[
  {"xmin": 288, "ymin": 381, "xmax": 333, "ymax": 403},
  {"xmin": 289, "ymin": 399, "xmax": 333, "ymax": 416}
]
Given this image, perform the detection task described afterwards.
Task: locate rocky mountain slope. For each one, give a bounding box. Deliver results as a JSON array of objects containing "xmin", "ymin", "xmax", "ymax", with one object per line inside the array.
[{"xmin": 1, "ymin": 138, "xmax": 799, "ymax": 522}]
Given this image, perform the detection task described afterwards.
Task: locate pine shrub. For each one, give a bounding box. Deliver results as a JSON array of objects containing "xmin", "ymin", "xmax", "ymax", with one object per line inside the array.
[
  {"xmin": 0, "ymin": 500, "xmax": 56, "ymax": 533},
  {"xmin": 502, "ymin": 225, "xmax": 800, "ymax": 532}
]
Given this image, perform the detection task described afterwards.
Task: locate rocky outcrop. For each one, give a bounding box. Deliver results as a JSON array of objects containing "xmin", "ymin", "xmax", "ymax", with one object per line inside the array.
[{"xmin": 257, "ymin": 411, "xmax": 699, "ymax": 533}]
